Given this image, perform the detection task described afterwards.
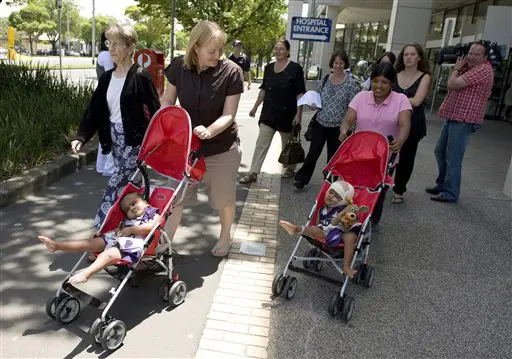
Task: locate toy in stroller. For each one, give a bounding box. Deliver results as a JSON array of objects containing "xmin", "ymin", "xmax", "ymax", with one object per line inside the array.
[
  {"xmin": 44, "ymin": 106, "xmax": 206, "ymax": 350},
  {"xmin": 272, "ymin": 131, "xmax": 396, "ymax": 322}
]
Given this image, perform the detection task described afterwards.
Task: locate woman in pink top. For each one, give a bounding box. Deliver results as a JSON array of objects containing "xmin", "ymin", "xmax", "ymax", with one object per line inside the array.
[{"xmin": 339, "ymin": 62, "xmax": 411, "ymax": 227}]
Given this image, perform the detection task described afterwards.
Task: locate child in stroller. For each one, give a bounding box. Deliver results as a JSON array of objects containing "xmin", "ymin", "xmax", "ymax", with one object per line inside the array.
[
  {"xmin": 280, "ymin": 180, "xmax": 367, "ymax": 278},
  {"xmin": 38, "ymin": 192, "xmax": 160, "ymax": 284}
]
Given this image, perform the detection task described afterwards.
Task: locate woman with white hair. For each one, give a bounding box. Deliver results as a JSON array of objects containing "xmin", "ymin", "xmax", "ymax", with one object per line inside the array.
[{"xmin": 71, "ymin": 23, "xmax": 160, "ymax": 229}]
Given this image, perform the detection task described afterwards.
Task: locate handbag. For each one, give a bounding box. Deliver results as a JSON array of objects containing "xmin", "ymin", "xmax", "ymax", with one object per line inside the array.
[
  {"xmin": 304, "ymin": 74, "xmax": 330, "ymax": 141},
  {"xmin": 278, "ymin": 125, "xmax": 305, "ymax": 166}
]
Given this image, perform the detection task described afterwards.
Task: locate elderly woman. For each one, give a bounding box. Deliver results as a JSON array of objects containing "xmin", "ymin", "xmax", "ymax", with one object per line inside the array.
[
  {"xmin": 340, "ymin": 62, "xmax": 411, "ymax": 227},
  {"xmin": 160, "ymin": 21, "xmax": 244, "ymax": 257},
  {"xmin": 239, "ymin": 39, "xmax": 306, "ymax": 184},
  {"xmin": 71, "ymin": 23, "xmax": 160, "ymax": 229}
]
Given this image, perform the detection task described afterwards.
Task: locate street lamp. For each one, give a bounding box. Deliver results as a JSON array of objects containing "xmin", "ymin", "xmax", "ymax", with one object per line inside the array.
[
  {"xmin": 56, "ymin": 0, "xmax": 63, "ymax": 80},
  {"xmin": 169, "ymin": 0, "xmax": 176, "ymax": 61},
  {"xmin": 92, "ymin": 0, "xmax": 95, "ymax": 65}
]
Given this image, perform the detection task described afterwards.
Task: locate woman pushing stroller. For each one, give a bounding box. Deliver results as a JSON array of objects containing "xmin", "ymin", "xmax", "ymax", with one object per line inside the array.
[{"xmin": 280, "ymin": 180, "xmax": 367, "ymax": 278}]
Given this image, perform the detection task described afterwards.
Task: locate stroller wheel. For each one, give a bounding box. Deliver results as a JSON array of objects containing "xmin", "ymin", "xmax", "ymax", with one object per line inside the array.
[
  {"xmin": 284, "ymin": 276, "xmax": 298, "ymax": 300},
  {"xmin": 303, "ymin": 250, "xmax": 313, "ymax": 269},
  {"xmin": 271, "ymin": 273, "xmax": 286, "ymax": 296},
  {"xmin": 46, "ymin": 293, "xmax": 70, "ymax": 319},
  {"xmin": 89, "ymin": 318, "xmax": 105, "ymax": 345},
  {"xmin": 328, "ymin": 293, "xmax": 341, "ymax": 317},
  {"xmin": 314, "ymin": 260, "xmax": 323, "ymax": 272},
  {"xmin": 101, "ymin": 319, "xmax": 127, "ymax": 351},
  {"xmin": 169, "ymin": 281, "xmax": 187, "ymax": 307},
  {"xmin": 158, "ymin": 280, "xmax": 170, "ymax": 302},
  {"xmin": 364, "ymin": 267, "xmax": 375, "ymax": 288},
  {"xmin": 55, "ymin": 297, "xmax": 80, "ymax": 324},
  {"xmin": 341, "ymin": 296, "xmax": 355, "ymax": 322}
]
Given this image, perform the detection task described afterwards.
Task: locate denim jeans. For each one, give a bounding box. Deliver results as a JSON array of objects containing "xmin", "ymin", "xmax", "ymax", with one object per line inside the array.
[{"xmin": 434, "ymin": 120, "xmax": 481, "ymax": 201}]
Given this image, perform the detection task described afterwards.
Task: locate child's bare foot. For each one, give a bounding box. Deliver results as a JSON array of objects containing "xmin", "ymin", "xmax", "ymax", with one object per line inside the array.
[
  {"xmin": 69, "ymin": 272, "xmax": 89, "ymax": 284},
  {"xmin": 343, "ymin": 264, "xmax": 357, "ymax": 279},
  {"xmin": 38, "ymin": 236, "xmax": 58, "ymax": 253},
  {"xmin": 279, "ymin": 220, "xmax": 299, "ymax": 235}
]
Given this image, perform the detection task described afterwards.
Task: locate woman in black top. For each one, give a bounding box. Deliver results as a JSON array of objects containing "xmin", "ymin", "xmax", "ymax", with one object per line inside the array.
[
  {"xmin": 239, "ymin": 39, "xmax": 306, "ymax": 184},
  {"xmin": 71, "ymin": 24, "xmax": 160, "ymax": 229},
  {"xmin": 392, "ymin": 43, "xmax": 431, "ymax": 203}
]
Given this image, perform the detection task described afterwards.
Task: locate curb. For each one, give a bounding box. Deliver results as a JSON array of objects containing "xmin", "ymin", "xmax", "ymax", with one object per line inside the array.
[{"xmin": 0, "ymin": 141, "xmax": 98, "ymax": 208}]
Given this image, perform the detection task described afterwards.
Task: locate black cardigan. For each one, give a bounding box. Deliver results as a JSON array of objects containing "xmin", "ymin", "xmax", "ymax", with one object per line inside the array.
[{"xmin": 75, "ymin": 64, "xmax": 160, "ymax": 154}]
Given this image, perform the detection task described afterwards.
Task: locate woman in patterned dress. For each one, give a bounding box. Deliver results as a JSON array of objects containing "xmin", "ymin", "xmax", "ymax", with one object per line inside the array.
[
  {"xmin": 71, "ymin": 24, "xmax": 160, "ymax": 230},
  {"xmin": 293, "ymin": 50, "xmax": 360, "ymax": 189}
]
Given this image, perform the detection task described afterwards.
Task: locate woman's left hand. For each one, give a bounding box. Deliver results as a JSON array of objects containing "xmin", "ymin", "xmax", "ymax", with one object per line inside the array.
[
  {"xmin": 193, "ymin": 125, "xmax": 212, "ymax": 140},
  {"xmin": 389, "ymin": 138, "xmax": 403, "ymax": 152}
]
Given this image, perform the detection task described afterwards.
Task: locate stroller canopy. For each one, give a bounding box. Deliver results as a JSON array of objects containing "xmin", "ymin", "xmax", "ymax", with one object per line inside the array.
[
  {"xmin": 323, "ymin": 131, "xmax": 390, "ymax": 189},
  {"xmin": 137, "ymin": 106, "xmax": 205, "ymax": 181}
]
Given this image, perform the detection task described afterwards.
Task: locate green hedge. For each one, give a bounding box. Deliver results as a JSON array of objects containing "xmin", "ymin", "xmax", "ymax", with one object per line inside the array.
[{"xmin": 0, "ymin": 63, "xmax": 94, "ymax": 181}]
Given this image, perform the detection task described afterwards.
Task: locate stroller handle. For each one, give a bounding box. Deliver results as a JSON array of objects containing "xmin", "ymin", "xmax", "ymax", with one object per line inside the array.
[
  {"xmin": 136, "ymin": 161, "xmax": 151, "ymax": 201},
  {"xmin": 387, "ymin": 136, "xmax": 398, "ymax": 164}
]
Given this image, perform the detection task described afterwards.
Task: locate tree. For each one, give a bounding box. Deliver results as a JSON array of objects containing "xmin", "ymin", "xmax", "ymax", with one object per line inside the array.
[
  {"xmin": 175, "ymin": 31, "xmax": 188, "ymax": 51},
  {"xmin": 135, "ymin": 0, "xmax": 286, "ymax": 60},
  {"xmin": 125, "ymin": 5, "xmax": 170, "ymax": 51},
  {"xmin": 37, "ymin": 0, "xmax": 82, "ymax": 51},
  {"xmin": 79, "ymin": 15, "xmax": 114, "ymax": 52},
  {"xmin": 7, "ymin": 3, "xmax": 53, "ymax": 54}
]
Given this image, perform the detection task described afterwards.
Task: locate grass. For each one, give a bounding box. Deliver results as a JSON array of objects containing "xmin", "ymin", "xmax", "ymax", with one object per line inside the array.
[{"xmin": 0, "ymin": 63, "xmax": 94, "ymax": 182}]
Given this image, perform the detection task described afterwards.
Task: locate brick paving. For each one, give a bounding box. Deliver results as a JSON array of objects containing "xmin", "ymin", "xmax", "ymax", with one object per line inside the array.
[{"xmin": 196, "ymin": 173, "xmax": 280, "ymax": 359}]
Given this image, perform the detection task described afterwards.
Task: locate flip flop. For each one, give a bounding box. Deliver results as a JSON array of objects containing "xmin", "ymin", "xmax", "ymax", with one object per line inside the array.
[
  {"xmin": 392, "ymin": 195, "xmax": 404, "ymax": 204},
  {"xmin": 211, "ymin": 241, "xmax": 232, "ymax": 257}
]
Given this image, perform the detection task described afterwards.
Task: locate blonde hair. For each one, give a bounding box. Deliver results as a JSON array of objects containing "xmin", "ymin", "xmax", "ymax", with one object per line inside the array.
[
  {"xmin": 105, "ymin": 23, "xmax": 138, "ymax": 47},
  {"xmin": 184, "ymin": 20, "xmax": 227, "ymax": 69}
]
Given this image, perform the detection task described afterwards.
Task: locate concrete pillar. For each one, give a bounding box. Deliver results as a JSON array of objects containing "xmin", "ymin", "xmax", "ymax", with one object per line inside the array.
[
  {"xmin": 318, "ymin": 5, "xmax": 340, "ymax": 78},
  {"xmin": 504, "ymin": 155, "xmax": 512, "ymax": 199},
  {"xmin": 386, "ymin": 0, "xmax": 433, "ymax": 54},
  {"xmin": 286, "ymin": 0, "xmax": 304, "ymax": 62}
]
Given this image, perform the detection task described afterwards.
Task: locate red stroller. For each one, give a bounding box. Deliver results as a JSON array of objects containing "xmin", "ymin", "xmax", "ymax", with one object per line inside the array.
[
  {"xmin": 271, "ymin": 131, "xmax": 395, "ymax": 322},
  {"xmin": 44, "ymin": 106, "xmax": 206, "ymax": 350}
]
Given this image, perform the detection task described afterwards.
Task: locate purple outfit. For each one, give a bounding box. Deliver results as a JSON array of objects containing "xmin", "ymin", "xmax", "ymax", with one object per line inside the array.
[
  {"xmin": 102, "ymin": 206, "xmax": 159, "ymax": 263},
  {"xmin": 317, "ymin": 205, "xmax": 361, "ymax": 247}
]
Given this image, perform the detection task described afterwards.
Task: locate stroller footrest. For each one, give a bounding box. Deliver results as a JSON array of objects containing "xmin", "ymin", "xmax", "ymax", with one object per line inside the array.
[
  {"xmin": 63, "ymin": 282, "xmax": 105, "ymax": 309},
  {"xmin": 288, "ymin": 264, "xmax": 343, "ymax": 286}
]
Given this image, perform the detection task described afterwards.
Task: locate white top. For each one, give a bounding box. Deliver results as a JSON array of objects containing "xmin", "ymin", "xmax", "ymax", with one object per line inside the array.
[
  {"xmin": 362, "ymin": 77, "xmax": 371, "ymax": 90},
  {"xmin": 107, "ymin": 75, "xmax": 126, "ymax": 124},
  {"xmin": 98, "ymin": 51, "xmax": 115, "ymax": 71},
  {"xmin": 297, "ymin": 90, "xmax": 322, "ymax": 108}
]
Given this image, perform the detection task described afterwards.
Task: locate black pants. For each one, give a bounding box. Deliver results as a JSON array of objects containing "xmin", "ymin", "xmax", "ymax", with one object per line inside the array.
[
  {"xmin": 393, "ymin": 136, "xmax": 420, "ymax": 195},
  {"xmin": 295, "ymin": 121, "xmax": 341, "ymax": 185}
]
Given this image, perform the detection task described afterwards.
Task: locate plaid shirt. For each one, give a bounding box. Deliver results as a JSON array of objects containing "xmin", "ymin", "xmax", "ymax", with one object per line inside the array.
[{"xmin": 438, "ymin": 61, "xmax": 493, "ymax": 124}]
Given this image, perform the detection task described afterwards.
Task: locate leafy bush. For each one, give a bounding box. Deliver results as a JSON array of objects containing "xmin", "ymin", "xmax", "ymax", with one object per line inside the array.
[{"xmin": 0, "ymin": 63, "xmax": 93, "ymax": 181}]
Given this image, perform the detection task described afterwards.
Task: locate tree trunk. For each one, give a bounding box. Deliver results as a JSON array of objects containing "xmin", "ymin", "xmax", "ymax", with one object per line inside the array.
[
  {"xmin": 28, "ymin": 34, "xmax": 33, "ymax": 55},
  {"xmin": 257, "ymin": 48, "xmax": 263, "ymax": 78}
]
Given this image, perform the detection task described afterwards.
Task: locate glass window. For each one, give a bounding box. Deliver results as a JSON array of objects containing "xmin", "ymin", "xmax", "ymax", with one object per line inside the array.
[
  {"xmin": 454, "ymin": 4, "xmax": 475, "ymax": 37},
  {"xmin": 476, "ymin": 0, "xmax": 494, "ymax": 20},
  {"xmin": 496, "ymin": 0, "xmax": 512, "ymax": 5},
  {"xmin": 429, "ymin": 12, "xmax": 444, "ymax": 34}
]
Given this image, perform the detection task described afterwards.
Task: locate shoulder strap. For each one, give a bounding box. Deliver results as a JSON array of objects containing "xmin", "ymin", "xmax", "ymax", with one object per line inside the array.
[{"xmin": 321, "ymin": 74, "xmax": 329, "ymax": 88}]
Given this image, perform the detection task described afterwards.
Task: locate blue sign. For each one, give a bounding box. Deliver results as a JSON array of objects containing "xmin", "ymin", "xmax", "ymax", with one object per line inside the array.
[{"xmin": 290, "ymin": 17, "xmax": 332, "ymax": 42}]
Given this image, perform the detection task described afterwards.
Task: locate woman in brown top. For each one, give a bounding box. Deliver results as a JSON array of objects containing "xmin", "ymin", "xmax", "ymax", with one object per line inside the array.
[{"xmin": 160, "ymin": 21, "xmax": 244, "ymax": 257}]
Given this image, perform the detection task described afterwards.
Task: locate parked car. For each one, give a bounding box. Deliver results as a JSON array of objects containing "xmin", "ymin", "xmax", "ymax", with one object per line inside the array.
[
  {"xmin": 36, "ymin": 49, "xmax": 51, "ymax": 56},
  {"xmin": 15, "ymin": 46, "xmax": 30, "ymax": 55},
  {"xmin": 65, "ymin": 50, "xmax": 80, "ymax": 57},
  {"xmin": 0, "ymin": 47, "xmax": 7, "ymax": 60}
]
